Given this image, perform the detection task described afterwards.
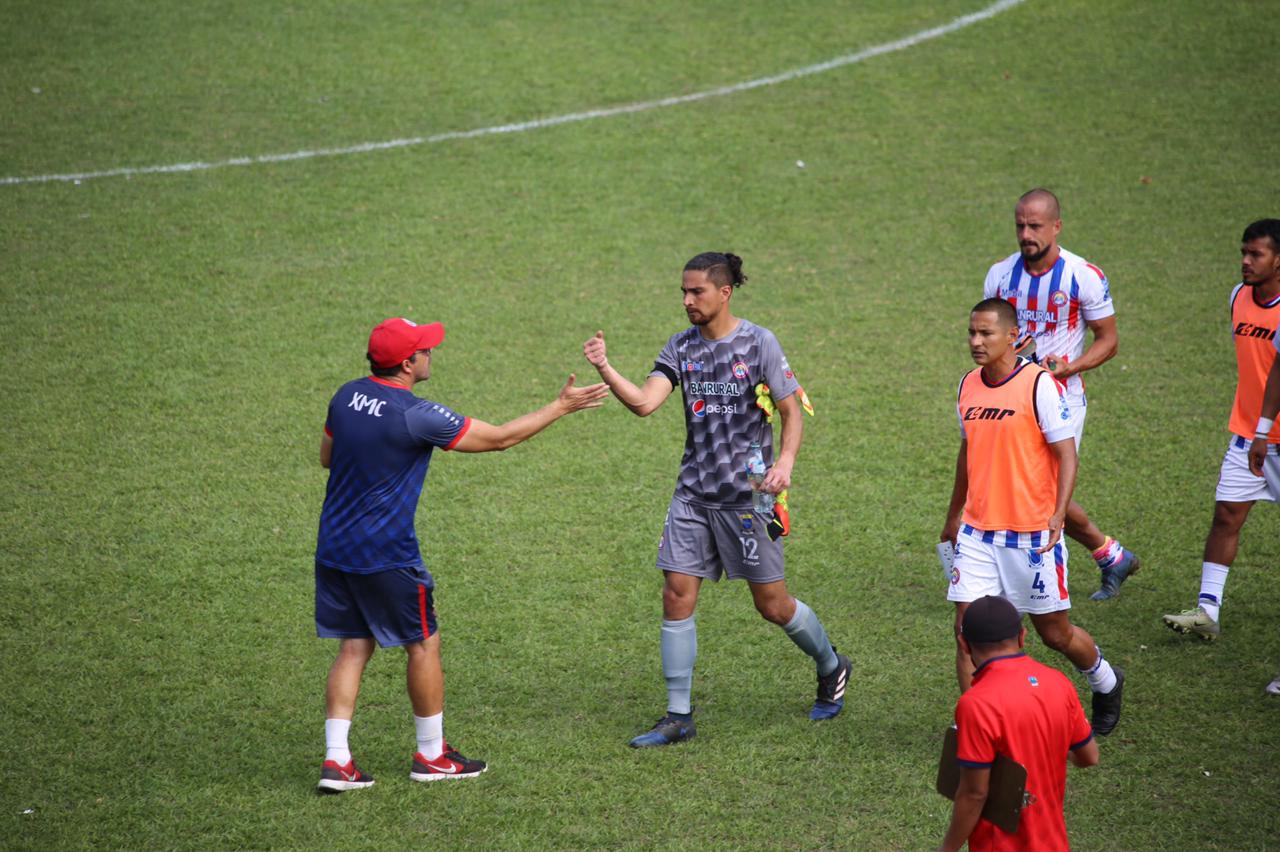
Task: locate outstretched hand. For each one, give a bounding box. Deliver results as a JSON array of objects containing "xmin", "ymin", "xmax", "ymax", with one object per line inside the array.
[
  {"xmin": 583, "ymin": 330, "xmax": 609, "ymax": 369},
  {"xmin": 558, "ymin": 373, "xmax": 609, "ymax": 412}
]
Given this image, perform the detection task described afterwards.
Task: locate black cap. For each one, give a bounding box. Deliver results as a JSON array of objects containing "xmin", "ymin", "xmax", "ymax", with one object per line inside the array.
[{"xmin": 962, "ymin": 596, "xmax": 1023, "ymax": 644}]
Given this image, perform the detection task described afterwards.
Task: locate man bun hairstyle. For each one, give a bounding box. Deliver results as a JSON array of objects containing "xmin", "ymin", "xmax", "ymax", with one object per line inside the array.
[
  {"xmin": 1242, "ymin": 218, "xmax": 1280, "ymax": 251},
  {"xmin": 685, "ymin": 251, "xmax": 748, "ymax": 288}
]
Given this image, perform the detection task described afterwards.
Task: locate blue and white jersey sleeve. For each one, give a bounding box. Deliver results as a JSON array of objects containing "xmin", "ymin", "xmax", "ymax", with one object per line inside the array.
[
  {"xmin": 1076, "ymin": 262, "xmax": 1115, "ymax": 322},
  {"xmin": 759, "ymin": 328, "xmax": 800, "ymax": 402},
  {"xmin": 1034, "ymin": 373, "xmax": 1075, "ymax": 443},
  {"xmin": 405, "ymin": 401, "xmax": 471, "ymax": 450},
  {"xmin": 650, "ymin": 333, "xmax": 682, "ymax": 387},
  {"xmin": 981, "ymin": 260, "xmax": 1003, "ymax": 300}
]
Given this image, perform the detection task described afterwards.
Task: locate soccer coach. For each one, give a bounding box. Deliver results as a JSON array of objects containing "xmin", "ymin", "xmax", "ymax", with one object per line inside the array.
[{"xmin": 314, "ymin": 317, "xmax": 607, "ymax": 792}]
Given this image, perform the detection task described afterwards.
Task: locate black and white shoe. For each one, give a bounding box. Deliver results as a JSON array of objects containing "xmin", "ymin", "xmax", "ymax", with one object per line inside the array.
[
  {"xmin": 1091, "ymin": 667, "xmax": 1125, "ymax": 736},
  {"xmin": 810, "ymin": 651, "xmax": 851, "ymax": 721}
]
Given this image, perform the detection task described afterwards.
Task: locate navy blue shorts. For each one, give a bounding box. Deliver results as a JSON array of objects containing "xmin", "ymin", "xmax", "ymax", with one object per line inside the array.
[{"xmin": 315, "ymin": 562, "xmax": 438, "ymax": 647}]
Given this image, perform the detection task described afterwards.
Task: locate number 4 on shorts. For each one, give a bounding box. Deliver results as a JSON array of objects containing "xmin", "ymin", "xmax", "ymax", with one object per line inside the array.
[{"xmin": 1031, "ymin": 572, "xmax": 1046, "ymax": 594}]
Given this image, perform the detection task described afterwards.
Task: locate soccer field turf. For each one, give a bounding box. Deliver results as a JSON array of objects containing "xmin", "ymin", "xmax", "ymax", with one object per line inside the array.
[{"xmin": 3, "ymin": 0, "xmax": 1279, "ymax": 847}]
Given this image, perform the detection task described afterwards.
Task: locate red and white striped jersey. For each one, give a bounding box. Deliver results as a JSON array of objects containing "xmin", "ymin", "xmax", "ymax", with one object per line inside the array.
[{"xmin": 983, "ymin": 246, "xmax": 1114, "ymax": 402}]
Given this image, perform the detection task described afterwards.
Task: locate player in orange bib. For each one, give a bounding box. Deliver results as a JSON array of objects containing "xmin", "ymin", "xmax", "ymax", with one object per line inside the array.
[
  {"xmin": 942, "ymin": 299, "xmax": 1124, "ymax": 736},
  {"xmin": 1164, "ymin": 219, "xmax": 1280, "ymax": 643}
]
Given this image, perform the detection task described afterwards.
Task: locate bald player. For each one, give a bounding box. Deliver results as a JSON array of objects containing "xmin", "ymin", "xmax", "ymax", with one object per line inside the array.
[
  {"xmin": 1164, "ymin": 219, "xmax": 1280, "ymax": 645},
  {"xmin": 983, "ymin": 189, "xmax": 1140, "ymax": 601},
  {"xmin": 942, "ymin": 298, "xmax": 1124, "ymax": 736}
]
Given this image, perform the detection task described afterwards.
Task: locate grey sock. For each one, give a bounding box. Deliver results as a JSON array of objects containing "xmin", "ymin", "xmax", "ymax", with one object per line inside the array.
[
  {"xmin": 661, "ymin": 616, "xmax": 697, "ymax": 714},
  {"xmin": 783, "ymin": 599, "xmax": 838, "ymax": 676}
]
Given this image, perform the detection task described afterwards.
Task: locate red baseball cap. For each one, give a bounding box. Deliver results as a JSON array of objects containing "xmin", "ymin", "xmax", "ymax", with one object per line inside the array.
[{"xmin": 367, "ymin": 317, "xmax": 446, "ymax": 368}]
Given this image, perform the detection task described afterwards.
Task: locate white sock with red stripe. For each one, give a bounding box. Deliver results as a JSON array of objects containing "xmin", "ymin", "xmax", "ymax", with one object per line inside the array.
[
  {"xmin": 325, "ymin": 718, "xmax": 352, "ymax": 765},
  {"xmin": 1078, "ymin": 646, "xmax": 1117, "ymax": 694},
  {"xmin": 415, "ymin": 713, "xmax": 444, "ymax": 760}
]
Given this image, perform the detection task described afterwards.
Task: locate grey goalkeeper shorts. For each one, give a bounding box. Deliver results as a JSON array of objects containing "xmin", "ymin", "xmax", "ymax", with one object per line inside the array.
[{"xmin": 656, "ymin": 496, "xmax": 785, "ymax": 584}]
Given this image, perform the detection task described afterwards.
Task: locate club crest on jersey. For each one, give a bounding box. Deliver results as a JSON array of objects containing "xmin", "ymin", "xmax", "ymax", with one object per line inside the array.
[
  {"xmin": 690, "ymin": 399, "xmax": 706, "ymax": 418},
  {"xmin": 731, "ymin": 360, "xmax": 749, "ymax": 380},
  {"xmin": 950, "ymin": 567, "xmax": 961, "ymax": 585},
  {"xmin": 683, "ymin": 360, "xmax": 704, "ymax": 372},
  {"xmin": 1051, "ymin": 291, "xmax": 1068, "ymax": 307},
  {"xmin": 740, "ymin": 514, "xmax": 754, "ymax": 533},
  {"xmin": 1027, "ymin": 676, "xmax": 1039, "ymax": 687}
]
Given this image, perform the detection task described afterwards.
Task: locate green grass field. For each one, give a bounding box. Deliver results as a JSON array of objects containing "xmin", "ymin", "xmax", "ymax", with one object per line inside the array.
[{"xmin": 3, "ymin": 0, "xmax": 1279, "ymax": 847}]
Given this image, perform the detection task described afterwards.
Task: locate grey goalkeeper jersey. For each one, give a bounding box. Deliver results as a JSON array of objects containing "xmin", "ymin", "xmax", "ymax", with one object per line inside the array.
[{"xmin": 650, "ymin": 319, "xmax": 800, "ymax": 508}]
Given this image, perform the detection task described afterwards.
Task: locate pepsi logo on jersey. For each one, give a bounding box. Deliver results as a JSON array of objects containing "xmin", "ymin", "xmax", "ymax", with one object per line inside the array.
[{"xmin": 690, "ymin": 399, "xmax": 740, "ymax": 418}]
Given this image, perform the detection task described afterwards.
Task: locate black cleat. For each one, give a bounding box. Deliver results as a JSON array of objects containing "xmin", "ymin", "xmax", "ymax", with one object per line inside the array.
[
  {"xmin": 629, "ymin": 713, "xmax": 696, "ymax": 748},
  {"xmin": 810, "ymin": 651, "xmax": 851, "ymax": 721},
  {"xmin": 1091, "ymin": 667, "xmax": 1124, "ymax": 736}
]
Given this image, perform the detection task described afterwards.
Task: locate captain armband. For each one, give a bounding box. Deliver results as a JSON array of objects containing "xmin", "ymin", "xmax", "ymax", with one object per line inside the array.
[{"xmin": 1258, "ymin": 417, "xmax": 1275, "ymax": 440}]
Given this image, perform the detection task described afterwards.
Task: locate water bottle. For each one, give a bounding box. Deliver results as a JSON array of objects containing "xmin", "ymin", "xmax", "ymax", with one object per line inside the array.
[{"xmin": 746, "ymin": 441, "xmax": 775, "ymax": 514}]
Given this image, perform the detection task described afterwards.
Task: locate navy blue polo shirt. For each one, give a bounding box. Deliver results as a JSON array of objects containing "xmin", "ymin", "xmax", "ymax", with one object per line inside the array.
[{"xmin": 316, "ymin": 376, "xmax": 470, "ymax": 575}]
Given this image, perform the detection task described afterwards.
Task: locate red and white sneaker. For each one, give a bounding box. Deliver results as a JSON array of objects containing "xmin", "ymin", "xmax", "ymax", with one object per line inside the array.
[
  {"xmin": 409, "ymin": 744, "xmax": 488, "ymax": 782},
  {"xmin": 317, "ymin": 759, "xmax": 375, "ymax": 793}
]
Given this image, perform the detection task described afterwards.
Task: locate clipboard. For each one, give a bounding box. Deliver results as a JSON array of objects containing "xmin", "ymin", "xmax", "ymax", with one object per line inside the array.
[{"xmin": 936, "ymin": 726, "xmax": 1028, "ymax": 835}]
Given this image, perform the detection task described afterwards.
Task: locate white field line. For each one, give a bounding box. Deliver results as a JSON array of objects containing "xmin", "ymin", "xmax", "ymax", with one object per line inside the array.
[{"xmin": 1, "ymin": 0, "xmax": 1024, "ymax": 187}]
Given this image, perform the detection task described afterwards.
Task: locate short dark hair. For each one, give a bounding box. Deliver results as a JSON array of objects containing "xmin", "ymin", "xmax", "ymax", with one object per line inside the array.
[
  {"xmin": 685, "ymin": 252, "xmax": 748, "ymax": 288},
  {"xmin": 1242, "ymin": 219, "xmax": 1280, "ymax": 251},
  {"xmin": 367, "ymin": 353, "xmax": 400, "ymax": 377},
  {"xmin": 367, "ymin": 349, "xmax": 426, "ymax": 377},
  {"xmin": 1017, "ymin": 187, "xmax": 1061, "ymax": 219},
  {"xmin": 971, "ymin": 297, "xmax": 1018, "ymax": 329}
]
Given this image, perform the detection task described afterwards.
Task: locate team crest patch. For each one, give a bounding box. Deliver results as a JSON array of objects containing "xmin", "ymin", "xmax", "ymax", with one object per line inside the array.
[
  {"xmin": 1028, "ymin": 676, "xmax": 1039, "ymax": 687},
  {"xmin": 732, "ymin": 360, "xmax": 749, "ymax": 380},
  {"xmin": 1028, "ymin": 549, "xmax": 1044, "ymax": 568},
  {"xmin": 740, "ymin": 514, "xmax": 754, "ymax": 533},
  {"xmin": 1051, "ymin": 290, "xmax": 1068, "ymax": 307},
  {"xmin": 949, "ymin": 567, "xmax": 961, "ymax": 585},
  {"xmin": 784, "ymin": 369, "xmax": 794, "ymax": 379}
]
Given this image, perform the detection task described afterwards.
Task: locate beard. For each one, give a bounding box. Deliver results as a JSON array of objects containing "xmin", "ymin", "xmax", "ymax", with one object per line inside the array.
[{"xmin": 1020, "ymin": 242, "xmax": 1051, "ymax": 263}]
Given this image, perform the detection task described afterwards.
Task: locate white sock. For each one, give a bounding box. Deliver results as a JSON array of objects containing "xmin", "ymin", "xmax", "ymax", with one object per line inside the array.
[
  {"xmin": 325, "ymin": 718, "xmax": 352, "ymax": 765},
  {"xmin": 1199, "ymin": 562, "xmax": 1228, "ymax": 622},
  {"xmin": 1079, "ymin": 646, "xmax": 1117, "ymax": 694},
  {"xmin": 415, "ymin": 712, "xmax": 444, "ymax": 760},
  {"xmin": 1091, "ymin": 536, "xmax": 1123, "ymax": 568}
]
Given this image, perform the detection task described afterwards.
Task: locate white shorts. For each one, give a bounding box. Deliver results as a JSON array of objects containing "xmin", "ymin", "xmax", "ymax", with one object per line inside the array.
[
  {"xmin": 946, "ymin": 532, "xmax": 1071, "ymax": 615},
  {"xmin": 1215, "ymin": 436, "xmax": 1280, "ymax": 503},
  {"xmin": 1066, "ymin": 393, "xmax": 1087, "ymax": 451}
]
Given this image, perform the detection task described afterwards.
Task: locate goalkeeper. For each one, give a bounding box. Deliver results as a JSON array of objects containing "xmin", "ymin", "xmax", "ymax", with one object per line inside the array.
[{"xmin": 583, "ymin": 250, "xmax": 850, "ymax": 749}]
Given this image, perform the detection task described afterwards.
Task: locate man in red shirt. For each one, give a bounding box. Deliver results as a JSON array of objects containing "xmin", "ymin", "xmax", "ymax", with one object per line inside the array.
[{"xmin": 939, "ymin": 596, "xmax": 1100, "ymax": 851}]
